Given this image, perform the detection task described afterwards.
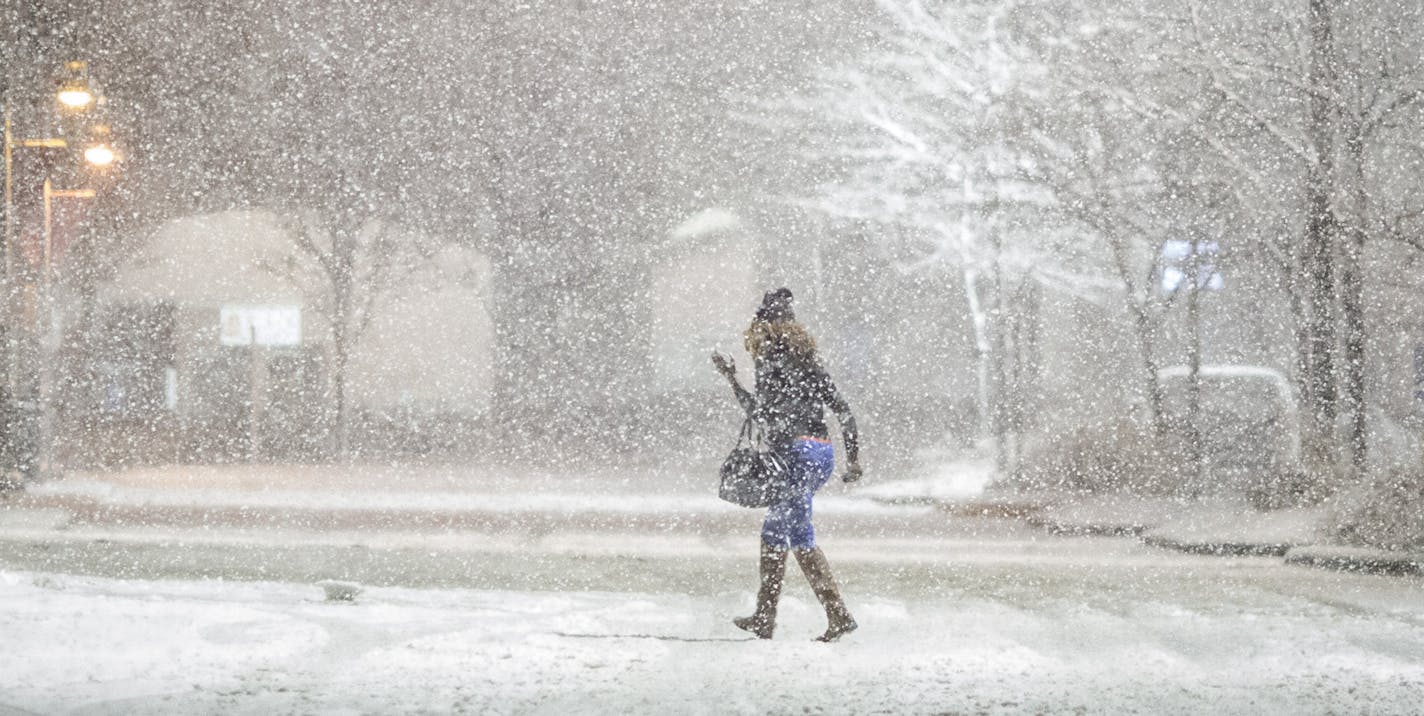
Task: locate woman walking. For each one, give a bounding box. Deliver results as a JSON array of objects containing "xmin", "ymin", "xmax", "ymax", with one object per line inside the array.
[{"xmin": 711, "ymin": 288, "xmax": 862, "ymax": 642}]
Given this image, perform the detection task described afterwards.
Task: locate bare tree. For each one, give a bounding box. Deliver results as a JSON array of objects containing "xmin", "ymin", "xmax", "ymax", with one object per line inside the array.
[
  {"xmin": 760, "ymin": 0, "xmax": 1060, "ymax": 461},
  {"xmin": 266, "ymin": 213, "xmax": 436, "ymax": 458},
  {"xmin": 762, "ymin": 0, "xmax": 1193, "ymax": 448},
  {"xmin": 1165, "ymin": 0, "xmax": 1424, "ymax": 476}
]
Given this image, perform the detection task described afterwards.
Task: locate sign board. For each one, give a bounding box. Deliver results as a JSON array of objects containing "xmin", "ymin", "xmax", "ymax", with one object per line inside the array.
[{"xmin": 220, "ymin": 305, "xmax": 302, "ymax": 346}]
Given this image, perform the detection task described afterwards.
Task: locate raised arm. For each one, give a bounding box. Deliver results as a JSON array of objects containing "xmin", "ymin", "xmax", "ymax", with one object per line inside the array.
[{"xmin": 712, "ymin": 352, "xmax": 756, "ymax": 416}]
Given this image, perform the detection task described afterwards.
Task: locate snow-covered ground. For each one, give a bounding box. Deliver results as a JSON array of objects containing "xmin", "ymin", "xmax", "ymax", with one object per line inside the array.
[
  {"xmin": 2, "ymin": 462, "xmax": 1422, "ymax": 714},
  {"xmin": 3, "ymin": 548, "xmax": 1422, "ymax": 715}
]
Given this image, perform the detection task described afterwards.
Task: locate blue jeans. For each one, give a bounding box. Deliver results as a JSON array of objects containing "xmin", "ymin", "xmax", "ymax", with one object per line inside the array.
[{"xmin": 761, "ymin": 437, "xmax": 835, "ymax": 550}]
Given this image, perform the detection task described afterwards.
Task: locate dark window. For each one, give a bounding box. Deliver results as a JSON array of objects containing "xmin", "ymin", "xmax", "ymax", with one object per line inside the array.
[
  {"xmin": 95, "ymin": 303, "xmax": 175, "ymax": 417},
  {"xmin": 1414, "ymin": 345, "xmax": 1424, "ymax": 405}
]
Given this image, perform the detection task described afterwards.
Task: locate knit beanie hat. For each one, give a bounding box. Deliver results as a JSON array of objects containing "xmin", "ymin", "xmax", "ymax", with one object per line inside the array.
[{"xmin": 755, "ymin": 287, "xmax": 795, "ymax": 322}]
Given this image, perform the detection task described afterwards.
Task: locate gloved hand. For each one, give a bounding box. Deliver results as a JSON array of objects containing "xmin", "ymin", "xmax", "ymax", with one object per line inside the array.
[
  {"xmin": 711, "ymin": 352, "xmax": 736, "ymax": 378},
  {"xmin": 843, "ymin": 461, "xmax": 863, "ymax": 483}
]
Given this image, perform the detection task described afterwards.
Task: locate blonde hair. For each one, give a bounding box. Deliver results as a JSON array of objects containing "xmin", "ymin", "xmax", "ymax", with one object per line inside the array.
[{"xmin": 744, "ymin": 319, "xmax": 817, "ymax": 359}]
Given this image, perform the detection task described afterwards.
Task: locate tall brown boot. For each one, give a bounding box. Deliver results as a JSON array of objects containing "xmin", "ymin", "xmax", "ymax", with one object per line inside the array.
[
  {"xmin": 794, "ymin": 546, "xmax": 858, "ymax": 642},
  {"xmin": 733, "ymin": 543, "xmax": 787, "ymax": 639}
]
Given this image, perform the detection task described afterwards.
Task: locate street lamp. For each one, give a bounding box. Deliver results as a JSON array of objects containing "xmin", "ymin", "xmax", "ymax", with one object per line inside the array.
[
  {"xmin": 1, "ymin": 60, "xmax": 118, "ymax": 485},
  {"xmin": 4, "ymin": 67, "xmax": 117, "ymax": 279}
]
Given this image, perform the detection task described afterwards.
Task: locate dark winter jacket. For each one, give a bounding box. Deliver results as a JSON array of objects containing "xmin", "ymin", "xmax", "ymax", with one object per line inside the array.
[{"xmin": 730, "ymin": 338, "xmax": 859, "ymax": 464}]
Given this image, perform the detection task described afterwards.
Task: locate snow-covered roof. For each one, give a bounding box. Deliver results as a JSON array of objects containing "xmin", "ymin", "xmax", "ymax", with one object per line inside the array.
[
  {"xmin": 669, "ymin": 208, "xmax": 742, "ymax": 242},
  {"xmin": 101, "ymin": 210, "xmax": 306, "ymax": 306}
]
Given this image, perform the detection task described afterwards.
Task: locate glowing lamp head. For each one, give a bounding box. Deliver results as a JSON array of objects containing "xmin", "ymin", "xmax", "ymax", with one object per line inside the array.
[
  {"xmin": 57, "ymin": 85, "xmax": 95, "ymax": 109},
  {"xmin": 84, "ymin": 143, "xmax": 116, "ymax": 167}
]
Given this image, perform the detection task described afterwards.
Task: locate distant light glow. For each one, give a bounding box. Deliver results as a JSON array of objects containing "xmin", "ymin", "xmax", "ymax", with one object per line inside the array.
[
  {"xmin": 1159, "ymin": 240, "xmax": 1223, "ymax": 292},
  {"xmin": 57, "ymin": 87, "xmax": 95, "ymax": 109},
  {"xmin": 84, "ymin": 144, "xmax": 116, "ymax": 166}
]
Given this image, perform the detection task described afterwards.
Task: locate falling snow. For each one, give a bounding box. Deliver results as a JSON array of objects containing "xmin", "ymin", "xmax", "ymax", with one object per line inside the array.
[{"xmin": 1, "ymin": 1, "xmax": 1422, "ymax": 713}]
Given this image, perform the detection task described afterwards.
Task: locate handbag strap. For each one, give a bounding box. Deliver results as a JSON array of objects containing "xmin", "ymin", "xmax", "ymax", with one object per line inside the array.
[
  {"xmin": 735, "ymin": 417, "xmax": 776, "ymax": 450},
  {"xmin": 736, "ymin": 418, "xmax": 755, "ymax": 447}
]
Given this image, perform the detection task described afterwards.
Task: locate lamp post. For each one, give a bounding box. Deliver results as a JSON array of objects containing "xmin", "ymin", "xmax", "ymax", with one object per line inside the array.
[{"xmin": 1, "ymin": 60, "xmax": 117, "ymax": 485}]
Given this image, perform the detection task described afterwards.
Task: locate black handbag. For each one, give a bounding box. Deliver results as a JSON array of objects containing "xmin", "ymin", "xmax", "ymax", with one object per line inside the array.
[{"xmin": 718, "ymin": 419, "xmax": 789, "ymax": 508}]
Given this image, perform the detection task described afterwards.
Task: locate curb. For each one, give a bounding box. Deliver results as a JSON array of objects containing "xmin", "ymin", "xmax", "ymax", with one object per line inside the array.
[
  {"xmin": 1029, "ymin": 517, "xmax": 1420, "ymax": 576},
  {"xmin": 942, "ymin": 500, "xmax": 1043, "ymax": 519},
  {"xmin": 927, "ymin": 495, "xmax": 1422, "ymax": 578},
  {"xmin": 1284, "ymin": 547, "xmax": 1424, "ymax": 577},
  {"xmin": 1026, "ymin": 516, "xmax": 1147, "ymax": 537},
  {"xmin": 869, "ymin": 496, "xmax": 1045, "ymax": 519},
  {"xmin": 1141, "ymin": 534, "xmax": 1296, "ymax": 557}
]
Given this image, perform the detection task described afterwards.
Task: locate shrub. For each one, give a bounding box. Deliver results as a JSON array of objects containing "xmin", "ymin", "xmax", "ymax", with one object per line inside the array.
[
  {"xmin": 1015, "ymin": 419, "xmax": 1190, "ymax": 495},
  {"xmin": 1329, "ymin": 467, "xmax": 1424, "ymax": 551}
]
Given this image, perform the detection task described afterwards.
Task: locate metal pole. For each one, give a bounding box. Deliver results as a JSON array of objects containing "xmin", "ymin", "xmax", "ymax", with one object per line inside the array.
[
  {"xmin": 39, "ymin": 178, "xmax": 52, "ymax": 476},
  {"xmin": 42, "ymin": 178, "xmax": 51, "ymax": 295},
  {"xmin": 2, "ymin": 106, "xmax": 12, "ymax": 486},
  {"xmin": 249, "ymin": 323, "xmax": 262, "ymax": 463},
  {"xmin": 1186, "ymin": 237, "xmax": 1205, "ymax": 495},
  {"xmin": 37, "ymin": 185, "xmax": 94, "ymax": 478},
  {"xmin": 4, "ymin": 110, "xmax": 11, "ymax": 271},
  {"xmin": 4, "ymin": 108, "xmax": 14, "ymax": 396}
]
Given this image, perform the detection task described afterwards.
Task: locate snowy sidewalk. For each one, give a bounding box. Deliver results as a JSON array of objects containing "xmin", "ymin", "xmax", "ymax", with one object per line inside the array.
[
  {"xmin": 0, "ymin": 462, "xmax": 912, "ymax": 535},
  {"xmin": 0, "ymin": 462, "xmax": 950, "ymax": 589},
  {"xmin": 1024, "ymin": 493, "xmax": 1424, "ymax": 576},
  {"xmin": 4, "ymin": 461, "xmax": 1420, "ymax": 578},
  {"xmin": 849, "ymin": 455, "xmax": 1424, "ymax": 577}
]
